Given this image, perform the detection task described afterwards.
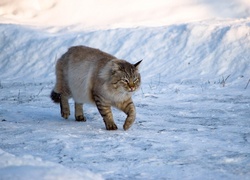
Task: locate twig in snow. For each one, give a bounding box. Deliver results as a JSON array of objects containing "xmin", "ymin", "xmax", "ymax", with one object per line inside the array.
[
  {"xmin": 245, "ymin": 79, "xmax": 250, "ymax": 89},
  {"xmin": 30, "ymin": 86, "xmax": 45, "ymax": 101},
  {"xmin": 36, "ymin": 86, "xmax": 45, "ymax": 97},
  {"xmin": 140, "ymin": 87, "xmax": 145, "ymax": 97},
  {"xmin": 17, "ymin": 90, "xmax": 21, "ymax": 104},
  {"xmin": 221, "ymin": 74, "xmax": 230, "ymax": 87}
]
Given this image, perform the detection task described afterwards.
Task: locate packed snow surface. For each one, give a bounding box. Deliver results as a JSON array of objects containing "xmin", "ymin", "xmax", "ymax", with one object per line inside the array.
[{"xmin": 0, "ymin": 0, "xmax": 250, "ymax": 179}]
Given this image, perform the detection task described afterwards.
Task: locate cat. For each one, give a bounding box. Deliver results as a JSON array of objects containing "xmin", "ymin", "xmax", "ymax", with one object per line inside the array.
[{"xmin": 50, "ymin": 45, "xmax": 142, "ymax": 130}]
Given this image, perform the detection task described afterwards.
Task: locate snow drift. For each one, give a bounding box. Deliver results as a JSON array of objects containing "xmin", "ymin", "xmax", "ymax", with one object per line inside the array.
[{"xmin": 1, "ymin": 20, "xmax": 250, "ymax": 88}]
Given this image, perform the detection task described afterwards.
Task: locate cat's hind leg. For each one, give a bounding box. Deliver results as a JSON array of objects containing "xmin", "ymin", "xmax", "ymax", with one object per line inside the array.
[
  {"xmin": 51, "ymin": 91, "xmax": 70, "ymax": 119},
  {"xmin": 74, "ymin": 103, "xmax": 86, "ymax": 121},
  {"xmin": 60, "ymin": 95, "xmax": 70, "ymax": 119}
]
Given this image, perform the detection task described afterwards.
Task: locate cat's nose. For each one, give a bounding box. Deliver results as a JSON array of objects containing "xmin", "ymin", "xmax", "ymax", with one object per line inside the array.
[{"xmin": 130, "ymin": 86, "xmax": 135, "ymax": 91}]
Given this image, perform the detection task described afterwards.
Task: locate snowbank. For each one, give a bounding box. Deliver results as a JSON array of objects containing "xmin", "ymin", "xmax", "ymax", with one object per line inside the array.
[{"xmin": 1, "ymin": 19, "xmax": 250, "ymax": 89}]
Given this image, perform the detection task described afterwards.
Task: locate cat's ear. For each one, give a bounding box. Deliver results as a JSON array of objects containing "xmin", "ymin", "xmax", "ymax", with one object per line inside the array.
[{"xmin": 134, "ymin": 60, "xmax": 142, "ymax": 69}]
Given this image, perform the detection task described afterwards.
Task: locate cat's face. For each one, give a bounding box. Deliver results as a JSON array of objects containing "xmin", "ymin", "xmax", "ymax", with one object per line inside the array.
[{"xmin": 111, "ymin": 60, "xmax": 142, "ymax": 93}]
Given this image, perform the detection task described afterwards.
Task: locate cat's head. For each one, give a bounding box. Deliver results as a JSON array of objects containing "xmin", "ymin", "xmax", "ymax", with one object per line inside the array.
[{"xmin": 106, "ymin": 59, "xmax": 142, "ymax": 93}]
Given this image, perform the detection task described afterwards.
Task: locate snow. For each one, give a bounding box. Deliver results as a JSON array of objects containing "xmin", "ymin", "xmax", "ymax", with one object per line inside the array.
[
  {"xmin": 0, "ymin": 149, "xmax": 102, "ymax": 180},
  {"xmin": 0, "ymin": 0, "xmax": 250, "ymax": 179},
  {"xmin": 1, "ymin": 0, "xmax": 250, "ymax": 29}
]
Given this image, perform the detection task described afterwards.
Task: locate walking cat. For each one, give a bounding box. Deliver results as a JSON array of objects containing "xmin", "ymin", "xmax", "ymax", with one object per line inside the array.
[{"xmin": 50, "ymin": 46, "xmax": 142, "ymax": 130}]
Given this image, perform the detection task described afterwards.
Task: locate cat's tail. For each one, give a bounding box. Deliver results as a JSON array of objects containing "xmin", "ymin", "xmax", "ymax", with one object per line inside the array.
[
  {"xmin": 50, "ymin": 90, "xmax": 61, "ymax": 103},
  {"xmin": 51, "ymin": 56, "xmax": 64, "ymax": 104}
]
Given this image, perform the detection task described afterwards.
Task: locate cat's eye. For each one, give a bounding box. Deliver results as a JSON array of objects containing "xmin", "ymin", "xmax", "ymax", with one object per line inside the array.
[
  {"xmin": 133, "ymin": 78, "xmax": 139, "ymax": 83},
  {"xmin": 121, "ymin": 79, "xmax": 129, "ymax": 83}
]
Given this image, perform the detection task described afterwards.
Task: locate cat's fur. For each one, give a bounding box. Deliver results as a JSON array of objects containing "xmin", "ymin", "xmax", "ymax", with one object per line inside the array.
[{"xmin": 51, "ymin": 46, "xmax": 142, "ymax": 130}]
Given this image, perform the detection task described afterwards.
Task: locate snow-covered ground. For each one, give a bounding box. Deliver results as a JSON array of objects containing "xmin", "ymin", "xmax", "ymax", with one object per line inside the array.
[{"xmin": 0, "ymin": 0, "xmax": 250, "ymax": 179}]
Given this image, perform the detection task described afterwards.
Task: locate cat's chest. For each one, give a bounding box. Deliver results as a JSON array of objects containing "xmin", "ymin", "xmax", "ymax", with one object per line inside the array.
[{"xmin": 104, "ymin": 88, "xmax": 131, "ymax": 103}]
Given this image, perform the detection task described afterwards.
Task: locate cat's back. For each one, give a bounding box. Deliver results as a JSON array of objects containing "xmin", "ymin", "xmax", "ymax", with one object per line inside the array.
[{"xmin": 66, "ymin": 45, "xmax": 115, "ymax": 64}]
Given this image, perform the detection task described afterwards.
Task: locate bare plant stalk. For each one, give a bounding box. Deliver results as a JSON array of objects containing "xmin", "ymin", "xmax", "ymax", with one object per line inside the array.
[
  {"xmin": 245, "ymin": 79, "xmax": 250, "ymax": 89},
  {"xmin": 224, "ymin": 74, "xmax": 230, "ymax": 82},
  {"xmin": 140, "ymin": 87, "xmax": 145, "ymax": 97},
  {"xmin": 30, "ymin": 86, "xmax": 45, "ymax": 101},
  {"xmin": 37, "ymin": 86, "xmax": 45, "ymax": 97},
  {"xmin": 17, "ymin": 90, "xmax": 21, "ymax": 103},
  {"xmin": 221, "ymin": 74, "xmax": 230, "ymax": 87}
]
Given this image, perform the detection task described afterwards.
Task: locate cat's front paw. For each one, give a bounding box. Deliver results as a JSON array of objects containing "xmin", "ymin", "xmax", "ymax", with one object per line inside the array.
[
  {"xmin": 61, "ymin": 111, "xmax": 70, "ymax": 119},
  {"xmin": 75, "ymin": 115, "xmax": 86, "ymax": 122},
  {"xmin": 105, "ymin": 122, "xmax": 118, "ymax": 130},
  {"xmin": 123, "ymin": 117, "xmax": 134, "ymax": 130},
  {"xmin": 123, "ymin": 123, "xmax": 132, "ymax": 131}
]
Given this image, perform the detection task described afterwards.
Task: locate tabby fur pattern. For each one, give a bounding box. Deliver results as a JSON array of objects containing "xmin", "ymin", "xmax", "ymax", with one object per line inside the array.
[{"xmin": 51, "ymin": 46, "xmax": 142, "ymax": 130}]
